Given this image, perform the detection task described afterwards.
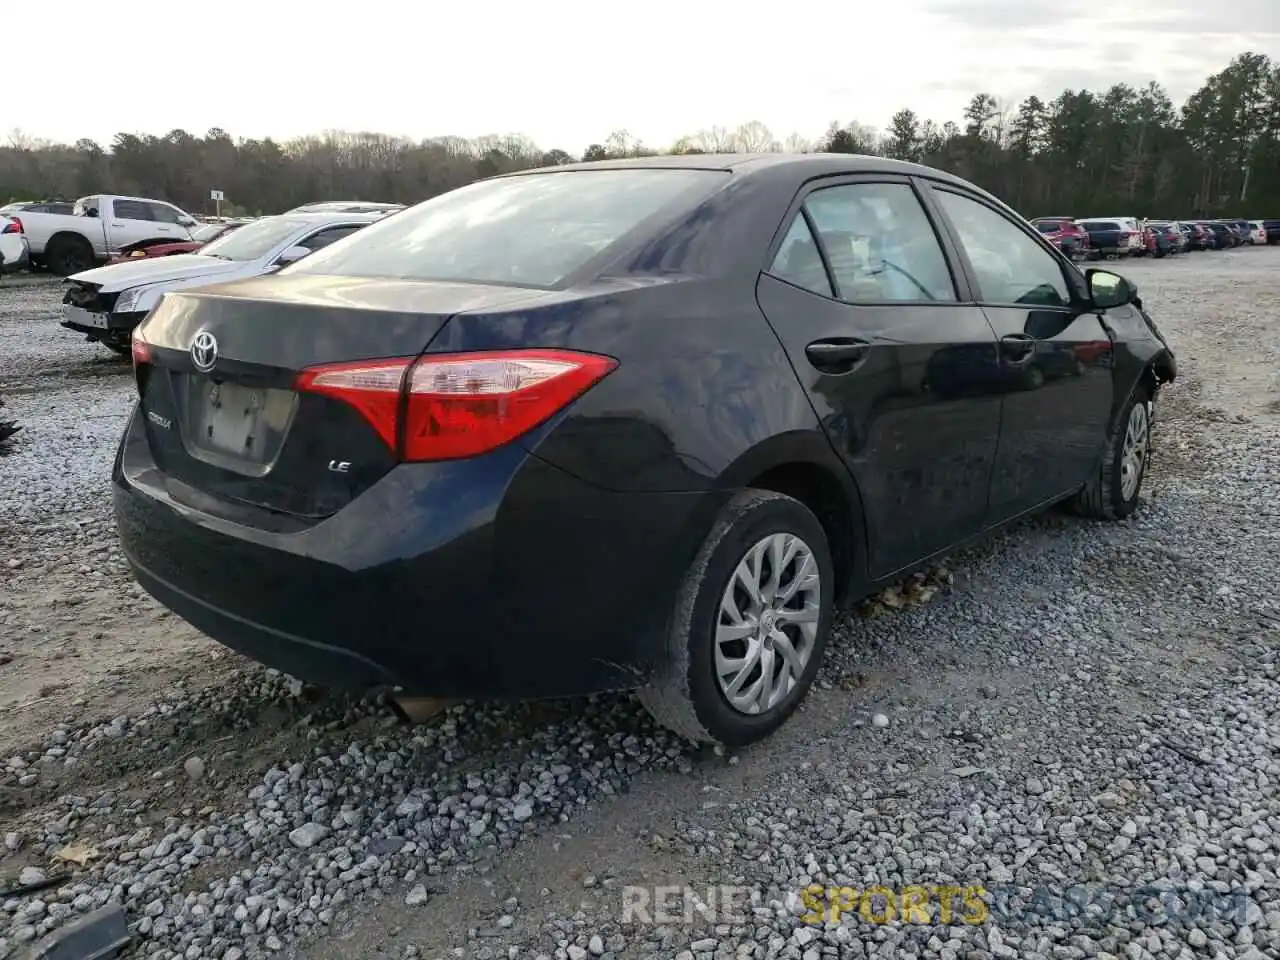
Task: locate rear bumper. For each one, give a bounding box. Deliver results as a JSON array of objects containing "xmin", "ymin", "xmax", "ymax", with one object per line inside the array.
[{"xmin": 113, "ymin": 405, "xmax": 715, "ymax": 698}]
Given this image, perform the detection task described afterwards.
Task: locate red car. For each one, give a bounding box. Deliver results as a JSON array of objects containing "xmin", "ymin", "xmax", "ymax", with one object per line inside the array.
[
  {"xmin": 1030, "ymin": 218, "xmax": 1091, "ymax": 260},
  {"xmin": 108, "ymin": 221, "xmax": 243, "ymax": 264}
]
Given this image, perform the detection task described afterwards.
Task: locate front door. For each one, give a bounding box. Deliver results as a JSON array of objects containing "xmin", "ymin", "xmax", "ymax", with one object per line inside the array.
[
  {"xmin": 755, "ymin": 176, "xmax": 1004, "ymax": 579},
  {"xmin": 925, "ymin": 186, "xmax": 1115, "ymax": 518},
  {"xmin": 106, "ymin": 199, "xmax": 181, "ymax": 250}
]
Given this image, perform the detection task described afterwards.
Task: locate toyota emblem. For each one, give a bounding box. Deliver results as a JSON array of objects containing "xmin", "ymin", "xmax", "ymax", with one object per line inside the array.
[{"xmin": 191, "ymin": 330, "xmax": 218, "ymax": 372}]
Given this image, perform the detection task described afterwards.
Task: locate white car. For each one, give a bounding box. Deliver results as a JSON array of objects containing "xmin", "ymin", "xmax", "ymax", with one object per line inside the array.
[
  {"xmin": 0, "ymin": 214, "xmax": 30, "ymax": 275},
  {"xmin": 60, "ymin": 211, "xmax": 386, "ymax": 354},
  {"xmin": 1247, "ymin": 220, "xmax": 1267, "ymax": 244}
]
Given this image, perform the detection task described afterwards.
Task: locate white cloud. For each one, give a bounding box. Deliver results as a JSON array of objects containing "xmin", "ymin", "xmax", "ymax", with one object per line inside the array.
[{"xmin": 8, "ymin": 0, "xmax": 1277, "ymax": 151}]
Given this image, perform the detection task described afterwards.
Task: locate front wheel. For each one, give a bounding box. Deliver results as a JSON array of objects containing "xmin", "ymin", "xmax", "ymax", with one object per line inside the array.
[
  {"xmin": 637, "ymin": 490, "xmax": 835, "ymax": 746},
  {"xmin": 1071, "ymin": 387, "xmax": 1151, "ymax": 520}
]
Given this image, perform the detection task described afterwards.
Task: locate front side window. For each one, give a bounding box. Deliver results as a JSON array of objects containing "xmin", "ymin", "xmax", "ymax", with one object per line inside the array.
[
  {"xmin": 297, "ymin": 225, "xmax": 365, "ymax": 252},
  {"xmin": 935, "ymin": 191, "xmax": 1071, "ymax": 307},
  {"xmin": 148, "ymin": 203, "xmax": 186, "ymax": 225},
  {"xmin": 285, "ymin": 168, "xmax": 728, "ymax": 289},
  {"xmin": 801, "ymin": 183, "xmax": 957, "ymax": 303}
]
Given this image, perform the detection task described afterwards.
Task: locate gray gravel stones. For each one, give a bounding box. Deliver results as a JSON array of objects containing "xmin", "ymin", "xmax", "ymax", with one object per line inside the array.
[{"xmin": 0, "ymin": 278, "xmax": 134, "ymax": 524}]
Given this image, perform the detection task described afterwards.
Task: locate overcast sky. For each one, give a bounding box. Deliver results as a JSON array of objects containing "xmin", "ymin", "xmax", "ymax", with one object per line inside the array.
[{"xmin": 10, "ymin": 1, "xmax": 1277, "ymax": 152}]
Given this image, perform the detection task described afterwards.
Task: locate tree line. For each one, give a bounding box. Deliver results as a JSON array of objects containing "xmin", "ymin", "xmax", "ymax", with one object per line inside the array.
[{"xmin": 2, "ymin": 52, "xmax": 1277, "ymax": 220}]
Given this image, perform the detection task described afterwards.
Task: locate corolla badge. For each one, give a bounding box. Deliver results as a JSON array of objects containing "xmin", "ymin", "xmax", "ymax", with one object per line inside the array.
[{"xmin": 191, "ymin": 330, "xmax": 218, "ymax": 372}]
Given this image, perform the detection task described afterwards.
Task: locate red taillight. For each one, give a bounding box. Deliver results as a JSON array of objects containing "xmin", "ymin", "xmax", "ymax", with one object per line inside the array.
[
  {"xmin": 295, "ymin": 349, "xmax": 618, "ymax": 462},
  {"xmin": 131, "ymin": 328, "xmax": 152, "ymax": 369},
  {"xmin": 1, "ymin": 217, "xmax": 21, "ymax": 234}
]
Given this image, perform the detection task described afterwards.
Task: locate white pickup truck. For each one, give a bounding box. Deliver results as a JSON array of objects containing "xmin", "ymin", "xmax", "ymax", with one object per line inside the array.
[{"xmin": 0, "ymin": 195, "xmax": 200, "ymax": 276}]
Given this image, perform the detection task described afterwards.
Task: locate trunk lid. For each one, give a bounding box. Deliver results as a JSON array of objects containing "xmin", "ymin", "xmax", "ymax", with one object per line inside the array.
[{"xmin": 134, "ymin": 274, "xmax": 547, "ymax": 521}]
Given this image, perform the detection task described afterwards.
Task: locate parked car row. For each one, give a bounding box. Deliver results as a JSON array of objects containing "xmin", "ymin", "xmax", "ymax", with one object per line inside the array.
[
  {"xmin": 61, "ymin": 209, "xmax": 395, "ymax": 354},
  {"xmin": 0, "ymin": 195, "xmax": 402, "ymax": 276},
  {"xmin": 1031, "ymin": 215, "xmax": 1277, "ymax": 260}
]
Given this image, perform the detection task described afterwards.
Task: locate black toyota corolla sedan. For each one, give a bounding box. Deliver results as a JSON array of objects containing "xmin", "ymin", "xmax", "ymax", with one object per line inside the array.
[{"xmin": 115, "ymin": 154, "xmax": 1176, "ymax": 746}]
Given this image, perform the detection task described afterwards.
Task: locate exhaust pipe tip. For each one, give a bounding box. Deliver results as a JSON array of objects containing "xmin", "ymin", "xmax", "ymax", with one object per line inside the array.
[{"xmin": 386, "ymin": 693, "xmax": 461, "ymax": 725}]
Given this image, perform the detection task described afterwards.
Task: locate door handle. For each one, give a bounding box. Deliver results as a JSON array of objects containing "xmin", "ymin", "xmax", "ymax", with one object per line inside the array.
[
  {"xmin": 805, "ymin": 338, "xmax": 871, "ymax": 373},
  {"xmin": 999, "ymin": 334, "xmax": 1037, "ymax": 363}
]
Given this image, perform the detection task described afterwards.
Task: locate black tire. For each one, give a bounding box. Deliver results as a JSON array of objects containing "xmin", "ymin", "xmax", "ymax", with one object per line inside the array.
[
  {"xmin": 45, "ymin": 235, "xmax": 95, "ymax": 276},
  {"xmin": 637, "ymin": 489, "xmax": 835, "ymax": 746},
  {"xmin": 1071, "ymin": 385, "xmax": 1152, "ymax": 521}
]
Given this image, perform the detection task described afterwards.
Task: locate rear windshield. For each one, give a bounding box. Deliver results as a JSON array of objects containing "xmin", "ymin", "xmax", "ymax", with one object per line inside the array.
[
  {"xmin": 1080, "ymin": 221, "xmax": 1121, "ymax": 230},
  {"xmin": 1035, "ymin": 222, "xmax": 1059, "ymax": 233},
  {"xmin": 285, "ymin": 168, "xmax": 729, "ymax": 288}
]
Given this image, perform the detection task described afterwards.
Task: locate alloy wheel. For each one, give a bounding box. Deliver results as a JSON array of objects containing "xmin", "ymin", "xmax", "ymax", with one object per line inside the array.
[
  {"xmin": 1120, "ymin": 401, "xmax": 1150, "ymax": 500},
  {"xmin": 714, "ymin": 532, "xmax": 821, "ymax": 715}
]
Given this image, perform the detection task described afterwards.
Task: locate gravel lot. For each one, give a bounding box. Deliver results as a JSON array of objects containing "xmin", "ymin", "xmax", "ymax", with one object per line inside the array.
[{"xmin": 1, "ymin": 249, "xmax": 1278, "ymax": 960}]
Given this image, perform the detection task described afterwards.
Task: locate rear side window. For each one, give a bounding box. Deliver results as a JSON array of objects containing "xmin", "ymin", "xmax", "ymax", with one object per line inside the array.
[
  {"xmin": 769, "ymin": 216, "xmax": 833, "ymax": 297},
  {"xmin": 935, "ymin": 190, "xmax": 1071, "ymax": 308},
  {"xmin": 783, "ymin": 183, "xmax": 956, "ymax": 303},
  {"xmin": 286, "ymin": 169, "xmax": 728, "ymax": 289},
  {"xmin": 1035, "ymin": 222, "xmax": 1058, "ymax": 233}
]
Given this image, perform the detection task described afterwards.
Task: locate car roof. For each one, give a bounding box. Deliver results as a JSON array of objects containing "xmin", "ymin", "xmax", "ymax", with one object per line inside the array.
[
  {"xmin": 288, "ymin": 201, "xmax": 405, "ymax": 212},
  {"xmin": 497, "ymin": 152, "xmax": 986, "ymax": 191},
  {"xmin": 270, "ymin": 211, "xmax": 390, "ymax": 225}
]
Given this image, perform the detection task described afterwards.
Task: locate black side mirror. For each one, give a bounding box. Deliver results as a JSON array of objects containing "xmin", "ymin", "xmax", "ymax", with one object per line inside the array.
[{"xmin": 1086, "ymin": 268, "xmax": 1134, "ymax": 310}]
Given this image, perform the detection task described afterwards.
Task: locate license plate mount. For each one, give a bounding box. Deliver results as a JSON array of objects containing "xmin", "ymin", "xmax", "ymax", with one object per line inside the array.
[
  {"xmin": 196, "ymin": 380, "xmax": 267, "ymax": 459},
  {"xmin": 63, "ymin": 304, "xmax": 108, "ymax": 329},
  {"xmin": 182, "ymin": 375, "xmax": 297, "ymax": 474}
]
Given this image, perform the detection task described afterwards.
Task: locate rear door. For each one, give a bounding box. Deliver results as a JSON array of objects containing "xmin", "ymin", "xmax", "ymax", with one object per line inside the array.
[
  {"xmin": 924, "ymin": 185, "xmax": 1113, "ymax": 519},
  {"xmin": 755, "ymin": 175, "xmax": 1004, "ymax": 579}
]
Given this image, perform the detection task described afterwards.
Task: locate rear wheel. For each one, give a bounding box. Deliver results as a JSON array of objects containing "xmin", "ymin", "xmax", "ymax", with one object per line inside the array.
[
  {"xmin": 1071, "ymin": 386, "xmax": 1151, "ymax": 520},
  {"xmin": 637, "ymin": 490, "xmax": 834, "ymax": 746}
]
